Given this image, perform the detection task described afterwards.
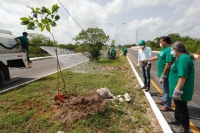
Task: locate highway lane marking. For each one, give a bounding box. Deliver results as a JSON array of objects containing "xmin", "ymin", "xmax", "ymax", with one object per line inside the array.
[{"xmin": 128, "ymin": 54, "xmax": 200, "ymax": 133}]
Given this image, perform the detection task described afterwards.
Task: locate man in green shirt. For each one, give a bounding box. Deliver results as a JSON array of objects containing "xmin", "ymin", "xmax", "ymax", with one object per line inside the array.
[
  {"xmin": 168, "ymin": 41, "xmax": 194, "ymax": 133},
  {"xmin": 15, "ymin": 32, "xmax": 32, "ymax": 62},
  {"xmin": 142, "ymin": 36, "xmax": 175, "ymax": 111}
]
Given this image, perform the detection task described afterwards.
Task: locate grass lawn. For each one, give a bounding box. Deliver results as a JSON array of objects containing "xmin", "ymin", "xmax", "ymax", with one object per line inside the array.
[{"xmin": 0, "ymin": 55, "xmax": 162, "ymax": 133}]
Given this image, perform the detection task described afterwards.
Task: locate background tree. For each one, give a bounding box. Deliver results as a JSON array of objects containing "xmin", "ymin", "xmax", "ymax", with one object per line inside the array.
[
  {"xmin": 28, "ymin": 33, "xmax": 55, "ymax": 57},
  {"xmin": 74, "ymin": 27, "xmax": 109, "ymax": 61},
  {"xmin": 110, "ymin": 40, "xmax": 115, "ymax": 47}
]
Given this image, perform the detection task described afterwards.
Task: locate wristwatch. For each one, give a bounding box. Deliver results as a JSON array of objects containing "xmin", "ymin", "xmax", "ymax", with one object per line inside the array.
[{"xmin": 146, "ymin": 59, "xmax": 151, "ymax": 64}]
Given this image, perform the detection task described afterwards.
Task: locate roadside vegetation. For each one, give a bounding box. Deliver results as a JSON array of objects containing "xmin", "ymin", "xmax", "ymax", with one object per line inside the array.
[
  {"xmin": 28, "ymin": 32, "xmax": 200, "ymax": 58},
  {"xmin": 0, "ymin": 55, "xmax": 162, "ymax": 133}
]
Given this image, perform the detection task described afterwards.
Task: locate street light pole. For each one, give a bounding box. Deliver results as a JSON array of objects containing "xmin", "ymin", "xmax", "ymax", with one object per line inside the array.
[{"xmin": 109, "ymin": 23, "xmax": 125, "ymax": 46}]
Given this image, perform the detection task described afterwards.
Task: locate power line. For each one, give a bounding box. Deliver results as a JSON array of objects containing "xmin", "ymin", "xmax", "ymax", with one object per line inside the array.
[{"xmin": 57, "ymin": 0, "xmax": 84, "ymax": 30}]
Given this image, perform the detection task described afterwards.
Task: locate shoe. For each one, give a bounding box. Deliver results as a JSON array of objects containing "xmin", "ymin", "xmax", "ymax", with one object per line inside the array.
[
  {"xmin": 171, "ymin": 125, "xmax": 190, "ymax": 133},
  {"xmin": 145, "ymin": 87, "xmax": 150, "ymax": 92},
  {"xmin": 155, "ymin": 101, "xmax": 164, "ymax": 105},
  {"xmin": 178, "ymin": 125, "xmax": 190, "ymax": 133},
  {"xmin": 167, "ymin": 118, "xmax": 180, "ymax": 125},
  {"xmin": 159, "ymin": 106, "xmax": 173, "ymax": 111},
  {"xmin": 141, "ymin": 86, "xmax": 146, "ymax": 89}
]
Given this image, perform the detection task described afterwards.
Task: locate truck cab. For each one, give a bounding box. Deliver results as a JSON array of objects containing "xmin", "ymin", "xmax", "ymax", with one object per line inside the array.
[{"xmin": 0, "ymin": 29, "xmax": 32, "ymax": 87}]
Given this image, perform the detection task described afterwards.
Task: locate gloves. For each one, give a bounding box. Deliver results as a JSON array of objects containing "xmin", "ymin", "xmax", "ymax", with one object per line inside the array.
[
  {"xmin": 173, "ymin": 89, "xmax": 183, "ymax": 100},
  {"xmin": 159, "ymin": 75, "xmax": 166, "ymax": 84},
  {"xmin": 140, "ymin": 60, "xmax": 148, "ymax": 64}
]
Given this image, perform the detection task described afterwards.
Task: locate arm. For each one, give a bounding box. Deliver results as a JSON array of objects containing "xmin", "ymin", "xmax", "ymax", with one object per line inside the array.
[
  {"xmin": 28, "ymin": 41, "xmax": 34, "ymax": 46},
  {"xmin": 14, "ymin": 37, "xmax": 21, "ymax": 44},
  {"xmin": 175, "ymin": 77, "xmax": 186, "ymax": 90},
  {"xmin": 138, "ymin": 51, "xmax": 140, "ymax": 66},
  {"xmin": 162, "ymin": 62, "xmax": 173, "ymax": 76},
  {"xmin": 147, "ymin": 48, "xmax": 152, "ymax": 65},
  {"xmin": 147, "ymin": 56, "xmax": 158, "ymax": 62}
]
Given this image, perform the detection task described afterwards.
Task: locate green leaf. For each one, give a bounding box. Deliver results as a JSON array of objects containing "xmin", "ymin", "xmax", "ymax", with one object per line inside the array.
[
  {"xmin": 54, "ymin": 15, "xmax": 60, "ymax": 21},
  {"xmin": 51, "ymin": 21, "xmax": 56, "ymax": 27},
  {"xmin": 52, "ymin": 4, "xmax": 59, "ymax": 14},
  {"xmin": 20, "ymin": 17, "xmax": 30, "ymax": 21},
  {"xmin": 36, "ymin": 8, "xmax": 40, "ymax": 12},
  {"xmin": 51, "ymin": 15, "xmax": 54, "ymax": 19},
  {"xmin": 21, "ymin": 21, "xmax": 29, "ymax": 25},
  {"xmin": 41, "ymin": 19, "xmax": 48, "ymax": 24},
  {"xmin": 27, "ymin": 6, "xmax": 34, "ymax": 11},
  {"xmin": 45, "ymin": 8, "xmax": 51, "ymax": 14},
  {"xmin": 38, "ymin": 23, "xmax": 42, "ymax": 27},
  {"xmin": 46, "ymin": 25, "xmax": 50, "ymax": 32},
  {"xmin": 41, "ymin": 26, "xmax": 44, "ymax": 32}
]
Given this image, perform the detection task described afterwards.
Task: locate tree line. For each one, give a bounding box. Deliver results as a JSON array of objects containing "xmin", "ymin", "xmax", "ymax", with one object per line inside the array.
[
  {"xmin": 146, "ymin": 33, "xmax": 200, "ymax": 53},
  {"xmin": 28, "ymin": 30, "xmax": 200, "ymax": 59}
]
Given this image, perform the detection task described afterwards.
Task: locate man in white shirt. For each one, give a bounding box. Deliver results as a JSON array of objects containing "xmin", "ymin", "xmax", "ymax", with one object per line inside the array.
[{"xmin": 137, "ymin": 40, "xmax": 152, "ymax": 92}]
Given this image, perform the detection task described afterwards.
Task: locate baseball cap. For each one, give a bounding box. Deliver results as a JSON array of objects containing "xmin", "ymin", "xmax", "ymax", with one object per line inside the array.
[{"xmin": 139, "ymin": 40, "xmax": 145, "ymax": 45}]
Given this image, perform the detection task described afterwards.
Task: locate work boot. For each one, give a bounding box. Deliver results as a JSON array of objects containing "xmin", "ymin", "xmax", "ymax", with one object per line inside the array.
[
  {"xmin": 159, "ymin": 106, "xmax": 173, "ymax": 111},
  {"xmin": 145, "ymin": 86, "xmax": 150, "ymax": 92},
  {"xmin": 141, "ymin": 86, "xmax": 146, "ymax": 89},
  {"xmin": 155, "ymin": 101, "xmax": 164, "ymax": 105},
  {"xmin": 177, "ymin": 125, "xmax": 190, "ymax": 133}
]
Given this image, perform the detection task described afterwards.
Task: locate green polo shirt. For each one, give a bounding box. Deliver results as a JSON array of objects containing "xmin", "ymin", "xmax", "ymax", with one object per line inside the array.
[
  {"xmin": 169, "ymin": 53, "xmax": 194, "ymax": 101},
  {"xmin": 157, "ymin": 46, "xmax": 175, "ymax": 77},
  {"xmin": 18, "ymin": 36, "xmax": 28, "ymax": 48}
]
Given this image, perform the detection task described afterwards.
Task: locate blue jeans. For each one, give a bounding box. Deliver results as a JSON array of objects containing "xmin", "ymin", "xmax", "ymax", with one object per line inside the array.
[
  {"xmin": 22, "ymin": 47, "xmax": 30, "ymax": 62},
  {"xmin": 160, "ymin": 77, "xmax": 171, "ymax": 109},
  {"xmin": 142, "ymin": 64, "xmax": 151, "ymax": 87}
]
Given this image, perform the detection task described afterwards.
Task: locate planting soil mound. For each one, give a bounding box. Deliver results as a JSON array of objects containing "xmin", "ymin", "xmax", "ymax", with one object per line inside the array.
[{"xmin": 52, "ymin": 92, "xmax": 107, "ymax": 122}]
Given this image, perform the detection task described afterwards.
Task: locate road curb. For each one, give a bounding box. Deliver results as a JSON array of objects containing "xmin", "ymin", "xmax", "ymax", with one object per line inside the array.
[
  {"xmin": 30, "ymin": 56, "xmax": 55, "ymax": 61},
  {"xmin": 0, "ymin": 56, "xmax": 89, "ymax": 94},
  {"xmin": 127, "ymin": 56, "xmax": 173, "ymax": 133}
]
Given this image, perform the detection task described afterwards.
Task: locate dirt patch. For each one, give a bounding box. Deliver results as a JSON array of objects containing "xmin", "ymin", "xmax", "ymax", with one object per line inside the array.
[{"xmin": 52, "ymin": 92, "xmax": 107, "ymax": 122}]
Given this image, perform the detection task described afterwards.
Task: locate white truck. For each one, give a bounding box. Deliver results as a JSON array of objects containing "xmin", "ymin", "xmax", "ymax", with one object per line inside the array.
[{"xmin": 0, "ymin": 29, "xmax": 32, "ymax": 87}]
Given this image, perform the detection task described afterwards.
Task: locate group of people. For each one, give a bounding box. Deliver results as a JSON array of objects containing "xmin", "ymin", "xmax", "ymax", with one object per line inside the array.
[
  {"xmin": 107, "ymin": 47, "xmax": 117, "ymax": 59},
  {"xmin": 137, "ymin": 37, "xmax": 194, "ymax": 133}
]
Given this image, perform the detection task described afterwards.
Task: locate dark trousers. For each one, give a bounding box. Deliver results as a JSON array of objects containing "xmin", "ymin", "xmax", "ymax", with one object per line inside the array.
[
  {"xmin": 174, "ymin": 100, "xmax": 189, "ymax": 129},
  {"xmin": 141, "ymin": 64, "xmax": 151, "ymax": 87}
]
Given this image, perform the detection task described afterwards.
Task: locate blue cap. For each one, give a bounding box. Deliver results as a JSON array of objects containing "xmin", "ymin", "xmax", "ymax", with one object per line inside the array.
[{"xmin": 139, "ymin": 40, "xmax": 145, "ymax": 45}]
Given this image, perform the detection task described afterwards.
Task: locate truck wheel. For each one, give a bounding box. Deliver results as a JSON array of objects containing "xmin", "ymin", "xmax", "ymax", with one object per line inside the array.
[{"xmin": 0, "ymin": 70, "xmax": 5, "ymax": 87}]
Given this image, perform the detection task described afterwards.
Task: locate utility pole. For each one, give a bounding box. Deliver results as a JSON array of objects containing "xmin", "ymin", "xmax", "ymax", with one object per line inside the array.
[{"xmin": 109, "ymin": 23, "xmax": 125, "ymax": 46}]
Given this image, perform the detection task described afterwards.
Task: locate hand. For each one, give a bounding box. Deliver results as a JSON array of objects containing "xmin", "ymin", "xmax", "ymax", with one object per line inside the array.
[
  {"xmin": 141, "ymin": 60, "xmax": 147, "ymax": 64},
  {"xmin": 137, "ymin": 65, "xmax": 140, "ymax": 69},
  {"xmin": 159, "ymin": 75, "xmax": 166, "ymax": 84},
  {"xmin": 173, "ymin": 89, "xmax": 183, "ymax": 100},
  {"xmin": 146, "ymin": 64, "xmax": 151, "ymax": 70}
]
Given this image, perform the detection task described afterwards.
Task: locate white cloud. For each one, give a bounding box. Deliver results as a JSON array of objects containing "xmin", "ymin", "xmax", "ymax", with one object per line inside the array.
[
  {"xmin": 126, "ymin": 0, "xmax": 185, "ymax": 8},
  {"xmin": 0, "ymin": 0, "xmax": 200, "ymax": 45},
  {"xmin": 173, "ymin": 4, "xmax": 187, "ymax": 14}
]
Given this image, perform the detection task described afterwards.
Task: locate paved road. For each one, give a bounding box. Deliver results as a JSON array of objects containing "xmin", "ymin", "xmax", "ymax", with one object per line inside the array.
[
  {"xmin": 0, "ymin": 58, "xmax": 67, "ymax": 91},
  {"xmin": 128, "ymin": 48, "xmax": 200, "ymax": 132}
]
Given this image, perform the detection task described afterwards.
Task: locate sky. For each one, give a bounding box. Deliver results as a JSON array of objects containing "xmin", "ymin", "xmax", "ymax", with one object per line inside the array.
[{"xmin": 0, "ymin": 0, "xmax": 199, "ymax": 45}]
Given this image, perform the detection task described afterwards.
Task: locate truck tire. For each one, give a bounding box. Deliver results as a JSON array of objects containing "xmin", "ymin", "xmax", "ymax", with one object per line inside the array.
[{"xmin": 0, "ymin": 70, "xmax": 5, "ymax": 87}]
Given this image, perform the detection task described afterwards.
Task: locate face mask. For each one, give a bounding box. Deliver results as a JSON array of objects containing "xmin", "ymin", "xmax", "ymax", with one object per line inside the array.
[
  {"xmin": 140, "ymin": 45, "xmax": 144, "ymax": 49},
  {"xmin": 160, "ymin": 43, "xmax": 163, "ymax": 48},
  {"xmin": 170, "ymin": 50, "xmax": 176, "ymax": 57}
]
